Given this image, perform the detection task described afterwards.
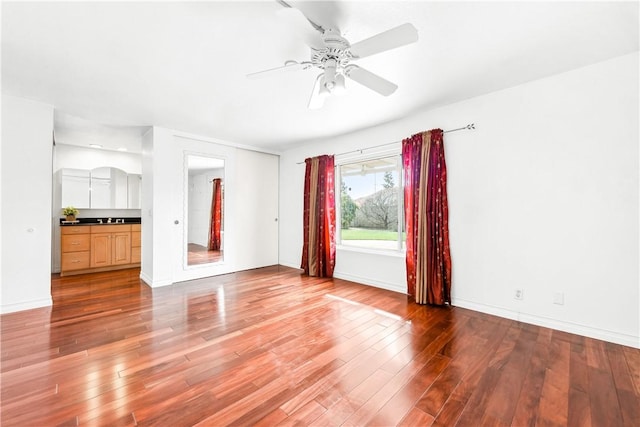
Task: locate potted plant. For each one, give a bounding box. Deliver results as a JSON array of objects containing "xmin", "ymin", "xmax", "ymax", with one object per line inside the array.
[{"xmin": 62, "ymin": 206, "xmax": 79, "ymax": 221}]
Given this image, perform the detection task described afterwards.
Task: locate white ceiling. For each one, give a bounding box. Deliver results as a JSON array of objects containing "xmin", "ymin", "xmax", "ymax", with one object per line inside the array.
[{"xmin": 2, "ymin": 1, "xmax": 638, "ymax": 152}]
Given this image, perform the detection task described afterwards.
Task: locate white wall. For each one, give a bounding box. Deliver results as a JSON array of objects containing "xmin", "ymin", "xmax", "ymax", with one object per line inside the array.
[
  {"xmin": 140, "ymin": 127, "xmax": 176, "ymax": 287},
  {"xmin": 1, "ymin": 95, "xmax": 54, "ymax": 313},
  {"xmin": 140, "ymin": 128, "xmax": 155, "ymax": 283},
  {"xmin": 279, "ymin": 52, "xmax": 639, "ymax": 348}
]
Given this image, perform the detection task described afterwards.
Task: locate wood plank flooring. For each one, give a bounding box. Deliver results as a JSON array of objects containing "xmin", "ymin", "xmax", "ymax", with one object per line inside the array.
[
  {"xmin": 187, "ymin": 243, "xmax": 223, "ymax": 265},
  {"xmin": 1, "ymin": 266, "xmax": 638, "ymax": 426}
]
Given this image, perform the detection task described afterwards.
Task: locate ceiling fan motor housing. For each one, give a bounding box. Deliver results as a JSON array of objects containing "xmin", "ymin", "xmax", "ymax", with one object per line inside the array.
[
  {"xmin": 311, "ymin": 29, "xmax": 351, "ymax": 69},
  {"xmin": 311, "ymin": 29, "xmax": 352, "ymax": 91}
]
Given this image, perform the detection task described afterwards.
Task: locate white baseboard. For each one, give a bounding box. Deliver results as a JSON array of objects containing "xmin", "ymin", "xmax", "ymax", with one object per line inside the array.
[
  {"xmin": 278, "ymin": 261, "xmax": 405, "ymax": 294},
  {"xmin": 332, "ymin": 271, "xmax": 405, "ymax": 294},
  {"xmin": 278, "ymin": 260, "xmax": 300, "ymax": 269},
  {"xmin": 1, "ymin": 297, "xmax": 52, "ymax": 314},
  {"xmin": 274, "ymin": 263, "xmax": 639, "ymax": 348},
  {"xmin": 139, "ymin": 272, "xmax": 173, "ymax": 288},
  {"xmin": 453, "ymin": 298, "xmax": 640, "ymax": 349}
]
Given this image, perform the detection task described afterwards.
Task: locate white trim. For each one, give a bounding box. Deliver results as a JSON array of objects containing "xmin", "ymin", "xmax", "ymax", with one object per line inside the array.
[
  {"xmin": 337, "ymin": 244, "xmax": 405, "ymax": 257},
  {"xmin": 278, "ymin": 260, "xmax": 301, "ymax": 270},
  {"xmin": 333, "ymin": 271, "xmax": 405, "ymax": 294},
  {"xmin": 139, "ymin": 272, "xmax": 173, "ymax": 288},
  {"xmin": 172, "ymin": 131, "xmax": 281, "ymax": 156},
  {"xmin": 1, "ymin": 297, "xmax": 52, "ymax": 314},
  {"xmin": 274, "ymin": 265, "xmax": 639, "ymax": 348},
  {"xmin": 278, "ymin": 261, "xmax": 405, "ymax": 294},
  {"xmin": 334, "ymin": 146, "xmax": 401, "ymax": 165},
  {"xmin": 335, "ymin": 152, "xmax": 405, "ymax": 252},
  {"xmin": 453, "ymin": 297, "xmax": 640, "ymax": 349}
]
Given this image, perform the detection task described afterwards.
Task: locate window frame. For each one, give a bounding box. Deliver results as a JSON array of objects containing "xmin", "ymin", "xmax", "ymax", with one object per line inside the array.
[{"xmin": 335, "ymin": 151, "xmax": 405, "ymax": 253}]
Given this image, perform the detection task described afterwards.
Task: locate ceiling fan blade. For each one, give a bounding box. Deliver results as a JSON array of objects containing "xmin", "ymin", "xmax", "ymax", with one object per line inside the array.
[
  {"xmin": 345, "ymin": 65, "xmax": 398, "ymax": 96},
  {"xmin": 349, "ymin": 23, "xmax": 418, "ymax": 59},
  {"xmin": 276, "ymin": 0, "xmax": 325, "ymax": 34},
  {"xmin": 247, "ymin": 61, "xmax": 307, "ymax": 79},
  {"xmin": 308, "ymin": 74, "xmax": 326, "ymax": 109},
  {"xmin": 276, "ymin": 8, "xmax": 325, "ymax": 49}
]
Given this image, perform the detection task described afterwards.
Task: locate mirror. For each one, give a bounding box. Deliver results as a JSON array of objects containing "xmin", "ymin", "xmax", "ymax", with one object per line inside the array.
[
  {"xmin": 186, "ymin": 155, "xmax": 224, "ymax": 266},
  {"xmin": 127, "ymin": 174, "xmax": 142, "ymax": 209},
  {"xmin": 60, "ymin": 168, "xmax": 91, "ymax": 208},
  {"xmin": 90, "ymin": 167, "xmax": 128, "ymax": 209},
  {"xmin": 59, "ymin": 167, "xmax": 141, "ymax": 209}
]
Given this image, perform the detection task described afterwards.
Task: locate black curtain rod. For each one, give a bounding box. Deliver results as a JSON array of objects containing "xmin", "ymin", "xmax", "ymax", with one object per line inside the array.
[{"xmin": 296, "ymin": 123, "xmax": 475, "ymax": 164}]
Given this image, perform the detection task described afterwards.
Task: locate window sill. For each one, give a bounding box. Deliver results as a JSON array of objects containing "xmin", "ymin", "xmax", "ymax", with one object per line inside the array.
[{"xmin": 336, "ymin": 244, "xmax": 406, "ymax": 258}]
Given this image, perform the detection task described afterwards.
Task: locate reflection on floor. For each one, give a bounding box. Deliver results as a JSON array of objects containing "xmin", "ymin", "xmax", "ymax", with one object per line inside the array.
[
  {"xmin": 4, "ymin": 266, "xmax": 637, "ymax": 425},
  {"xmin": 188, "ymin": 243, "xmax": 222, "ymax": 265}
]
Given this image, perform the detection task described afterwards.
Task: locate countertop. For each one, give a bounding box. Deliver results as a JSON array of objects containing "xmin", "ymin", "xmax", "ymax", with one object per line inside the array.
[{"xmin": 59, "ymin": 217, "xmax": 141, "ymax": 226}]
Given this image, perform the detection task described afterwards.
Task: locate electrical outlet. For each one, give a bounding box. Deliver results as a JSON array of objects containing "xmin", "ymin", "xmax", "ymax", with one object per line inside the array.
[
  {"xmin": 553, "ymin": 292, "xmax": 564, "ymax": 305},
  {"xmin": 514, "ymin": 289, "xmax": 523, "ymax": 300}
]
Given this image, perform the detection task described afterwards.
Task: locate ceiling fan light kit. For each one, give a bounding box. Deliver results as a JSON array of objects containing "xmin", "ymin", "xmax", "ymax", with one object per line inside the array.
[{"xmin": 249, "ymin": 1, "xmax": 419, "ymax": 109}]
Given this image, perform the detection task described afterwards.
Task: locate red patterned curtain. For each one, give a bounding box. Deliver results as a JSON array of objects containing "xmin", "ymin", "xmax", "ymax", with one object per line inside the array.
[
  {"xmin": 208, "ymin": 178, "xmax": 222, "ymax": 251},
  {"xmin": 402, "ymin": 129, "xmax": 451, "ymax": 305},
  {"xmin": 301, "ymin": 155, "xmax": 336, "ymax": 277}
]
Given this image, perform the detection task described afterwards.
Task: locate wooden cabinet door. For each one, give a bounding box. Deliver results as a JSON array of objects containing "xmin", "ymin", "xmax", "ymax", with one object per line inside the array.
[
  {"xmin": 91, "ymin": 233, "xmax": 112, "ymax": 268},
  {"xmin": 131, "ymin": 229, "xmax": 141, "ymax": 264},
  {"xmin": 112, "ymin": 232, "xmax": 131, "ymax": 265},
  {"xmin": 131, "ymin": 231, "xmax": 141, "ymax": 247}
]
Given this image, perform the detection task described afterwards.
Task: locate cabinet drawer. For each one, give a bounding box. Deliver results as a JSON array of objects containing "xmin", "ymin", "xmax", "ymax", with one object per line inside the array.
[
  {"xmin": 91, "ymin": 224, "xmax": 130, "ymax": 233},
  {"xmin": 131, "ymin": 246, "xmax": 141, "ymax": 264},
  {"xmin": 62, "ymin": 234, "xmax": 90, "ymax": 252},
  {"xmin": 61, "ymin": 226, "xmax": 89, "ymax": 235},
  {"xmin": 131, "ymin": 231, "xmax": 141, "ymax": 247},
  {"xmin": 61, "ymin": 251, "xmax": 90, "ymax": 271}
]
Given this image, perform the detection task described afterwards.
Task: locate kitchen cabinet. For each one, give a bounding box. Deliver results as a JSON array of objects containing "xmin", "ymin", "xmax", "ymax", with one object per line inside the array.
[
  {"xmin": 131, "ymin": 224, "xmax": 141, "ymax": 263},
  {"xmin": 60, "ymin": 226, "xmax": 90, "ymax": 272},
  {"xmin": 60, "ymin": 224, "xmax": 139, "ymax": 276},
  {"xmin": 90, "ymin": 225, "xmax": 131, "ymax": 267}
]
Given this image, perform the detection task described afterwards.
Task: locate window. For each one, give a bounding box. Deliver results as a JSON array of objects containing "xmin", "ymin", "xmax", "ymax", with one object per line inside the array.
[{"xmin": 337, "ymin": 155, "xmax": 404, "ymax": 251}]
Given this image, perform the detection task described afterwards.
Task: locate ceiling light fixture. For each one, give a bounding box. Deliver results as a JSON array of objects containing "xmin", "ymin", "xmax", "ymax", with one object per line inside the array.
[
  {"xmin": 333, "ymin": 73, "xmax": 346, "ymax": 95},
  {"xmin": 318, "ymin": 76, "xmax": 331, "ymax": 97}
]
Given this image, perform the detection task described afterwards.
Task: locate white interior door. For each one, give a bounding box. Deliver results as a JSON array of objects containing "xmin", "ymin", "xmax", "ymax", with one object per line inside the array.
[{"xmin": 234, "ymin": 149, "xmax": 279, "ymax": 270}]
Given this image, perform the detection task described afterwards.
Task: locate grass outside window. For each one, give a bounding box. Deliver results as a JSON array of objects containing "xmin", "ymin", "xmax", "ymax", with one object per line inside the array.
[{"xmin": 341, "ymin": 228, "xmax": 405, "ymax": 241}]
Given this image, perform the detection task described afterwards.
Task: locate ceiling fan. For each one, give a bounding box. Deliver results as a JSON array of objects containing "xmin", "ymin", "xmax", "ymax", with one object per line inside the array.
[{"xmin": 247, "ymin": 0, "xmax": 419, "ymax": 109}]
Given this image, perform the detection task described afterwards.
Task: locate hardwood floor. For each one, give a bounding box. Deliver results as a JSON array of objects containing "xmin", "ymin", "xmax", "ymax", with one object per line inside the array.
[
  {"xmin": 1, "ymin": 266, "xmax": 639, "ymax": 426},
  {"xmin": 188, "ymin": 243, "xmax": 223, "ymax": 265}
]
